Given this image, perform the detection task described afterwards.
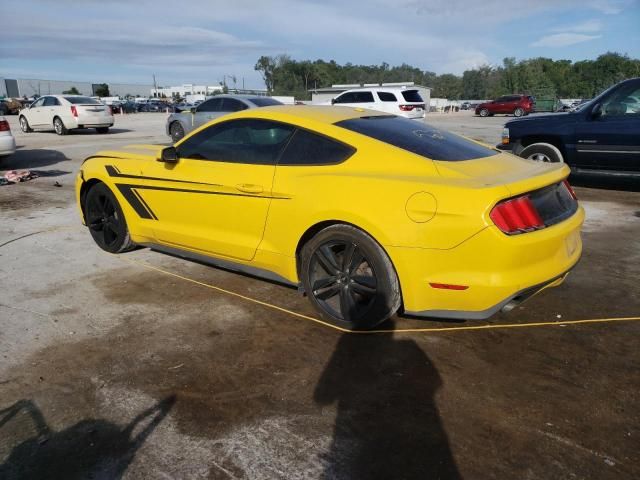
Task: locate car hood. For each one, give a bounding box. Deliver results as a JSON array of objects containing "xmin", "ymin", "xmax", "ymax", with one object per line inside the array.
[
  {"xmin": 88, "ymin": 144, "xmax": 166, "ymax": 162},
  {"xmin": 505, "ymin": 112, "xmax": 574, "ymax": 126}
]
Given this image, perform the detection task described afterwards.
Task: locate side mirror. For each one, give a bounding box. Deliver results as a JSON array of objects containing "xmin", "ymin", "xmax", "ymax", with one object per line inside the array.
[
  {"xmin": 190, "ymin": 107, "xmax": 196, "ymax": 114},
  {"xmin": 590, "ymin": 103, "xmax": 602, "ymax": 119},
  {"xmin": 331, "ymin": 98, "xmax": 336, "ymax": 105},
  {"xmin": 158, "ymin": 146, "xmax": 178, "ymax": 163}
]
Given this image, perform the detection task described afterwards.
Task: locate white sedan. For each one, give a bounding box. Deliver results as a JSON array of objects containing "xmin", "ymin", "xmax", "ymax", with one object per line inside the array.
[
  {"xmin": 19, "ymin": 95, "xmax": 114, "ymax": 135},
  {"xmin": 0, "ymin": 116, "xmax": 16, "ymax": 158}
]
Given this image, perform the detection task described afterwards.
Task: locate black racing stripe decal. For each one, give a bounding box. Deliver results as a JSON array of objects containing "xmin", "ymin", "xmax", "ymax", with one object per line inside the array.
[
  {"xmin": 115, "ymin": 184, "xmax": 156, "ymax": 219},
  {"xmin": 105, "ymin": 165, "xmax": 222, "ymax": 188},
  {"xmin": 120, "ymin": 183, "xmax": 290, "ymax": 200},
  {"xmin": 131, "ymin": 189, "xmax": 158, "ymax": 220}
]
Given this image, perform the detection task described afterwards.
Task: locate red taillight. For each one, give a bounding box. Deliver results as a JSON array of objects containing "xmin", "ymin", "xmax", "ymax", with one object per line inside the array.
[
  {"xmin": 490, "ymin": 195, "xmax": 544, "ymax": 234},
  {"xmin": 0, "ymin": 120, "xmax": 9, "ymax": 132},
  {"xmin": 563, "ymin": 179, "xmax": 577, "ymax": 200},
  {"xmin": 399, "ymin": 105, "xmax": 415, "ymax": 111},
  {"xmin": 71, "ymin": 105, "xmax": 78, "ymax": 117}
]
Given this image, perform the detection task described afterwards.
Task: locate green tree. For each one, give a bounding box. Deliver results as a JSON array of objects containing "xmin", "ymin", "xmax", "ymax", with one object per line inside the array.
[
  {"xmin": 62, "ymin": 86, "xmax": 80, "ymax": 95},
  {"xmin": 95, "ymin": 83, "xmax": 110, "ymax": 97}
]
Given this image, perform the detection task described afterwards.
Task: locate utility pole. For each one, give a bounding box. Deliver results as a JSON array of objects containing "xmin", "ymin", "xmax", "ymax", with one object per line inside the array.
[{"xmin": 153, "ymin": 74, "xmax": 157, "ymax": 97}]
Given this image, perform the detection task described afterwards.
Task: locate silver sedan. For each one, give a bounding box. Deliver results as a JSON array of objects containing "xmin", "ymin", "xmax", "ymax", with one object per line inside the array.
[{"xmin": 165, "ymin": 95, "xmax": 283, "ymax": 142}]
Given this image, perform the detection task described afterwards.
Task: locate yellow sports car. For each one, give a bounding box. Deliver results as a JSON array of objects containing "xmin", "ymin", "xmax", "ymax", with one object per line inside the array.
[{"xmin": 76, "ymin": 106, "xmax": 583, "ymax": 329}]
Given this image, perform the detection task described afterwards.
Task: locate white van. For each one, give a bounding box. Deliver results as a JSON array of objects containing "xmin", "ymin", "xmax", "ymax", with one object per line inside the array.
[{"xmin": 331, "ymin": 87, "xmax": 426, "ymax": 119}]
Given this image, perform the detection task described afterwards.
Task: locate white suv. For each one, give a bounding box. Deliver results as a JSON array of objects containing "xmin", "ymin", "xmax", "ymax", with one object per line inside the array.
[
  {"xmin": 331, "ymin": 87, "xmax": 426, "ymax": 119},
  {"xmin": 18, "ymin": 95, "xmax": 114, "ymax": 135}
]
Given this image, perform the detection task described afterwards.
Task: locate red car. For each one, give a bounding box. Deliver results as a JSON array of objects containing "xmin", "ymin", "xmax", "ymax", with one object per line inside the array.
[{"xmin": 475, "ymin": 95, "xmax": 535, "ymax": 117}]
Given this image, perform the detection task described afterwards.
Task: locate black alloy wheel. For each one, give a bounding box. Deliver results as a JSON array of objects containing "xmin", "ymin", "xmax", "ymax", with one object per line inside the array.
[
  {"xmin": 84, "ymin": 183, "xmax": 134, "ymax": 253},
  {"xmin": 170, "ymin": 121, "xmax": 185, "ymax": 142},
  {"xmin": 301, "ymin": 225, "xmax": 400, "ymax": 330}
]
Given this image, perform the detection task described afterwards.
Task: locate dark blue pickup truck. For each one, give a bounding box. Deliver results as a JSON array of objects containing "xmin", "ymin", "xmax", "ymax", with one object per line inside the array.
[{"xmin": 499, "ymin": 77, "xmax": 640, "ymax": 176}]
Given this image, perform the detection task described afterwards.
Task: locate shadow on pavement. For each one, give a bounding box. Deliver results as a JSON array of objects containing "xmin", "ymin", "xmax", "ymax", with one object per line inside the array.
[
  {"xmin": 1, "ymin": 149, "xmax": 69, "ymax": 170},
  {"xmin": 314, "ymin": 325, "xmax": 461, "ymax": 480},
  {"xmin": 0, "ymin": 395, "xmax": 176, "ymax": 480},
  {"xmin": 570, "ymin": 172, "xmax": 640, "ymax": 192}
]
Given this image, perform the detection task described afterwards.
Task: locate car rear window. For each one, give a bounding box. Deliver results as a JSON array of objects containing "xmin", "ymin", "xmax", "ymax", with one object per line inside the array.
[
  {"xmin": 401, "ymin": 90, "xmax": 423, "ymax": 103},
  {"xmin": 248, "ymin": 97, "xmax": 283, "ymax": 107},
  {"xmin": 335, "ymin": 116, "xmax": 498, "ymax": 161},
  {"xmin": 64, "ymin": 96, "xmax": 101, "ymax": 105}
]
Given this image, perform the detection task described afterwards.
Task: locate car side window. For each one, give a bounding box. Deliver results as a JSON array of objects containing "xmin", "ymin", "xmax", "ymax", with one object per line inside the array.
[
  {"xmin": 353, "ymin": 91, "xmax": 374, "ymax": 103},
  {"xmin": 197, "ymin": 98, "xmax": 223, "ymax": 112},
  {"xmin": 601, "ymin": 84, "xmax": 640, "ymax": 117},
  {"xmin": 32, "ymin": 98, "xmax": 45, "ymax": 108},
  {"xmin": 177, "ymin": 119, "xmax": 294, "ymax": 165},
  {"xmin": 334, "ymin": 92, "xmax": 357, "ymax": 104},
  {"xmin": 43, "ymin": 97, "xmax": 60, "ymax": 106},
  {"xmin": 377, "ymin": 92, "xmax": 397, "ymax": 102},
  {"xmin": 222, "ymin": 98, "xmax": 248, "ymax": 112},
  {"xmin": 279, "ymin": 128, "xmax": 356, "ymax": 165}
]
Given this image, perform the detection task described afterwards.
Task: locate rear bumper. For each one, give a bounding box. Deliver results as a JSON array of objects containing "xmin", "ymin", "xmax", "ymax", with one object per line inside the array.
[
  {"xmin": 72, "ymin": 115, "xmax": 114, "ymax": 128},
  {"xmin": 0, "ymin": 135, "xmax": 16, "ymax": 156},
  {"xmin": 389, "ymin": 206, "xmax": 584, "ymax": 319}
]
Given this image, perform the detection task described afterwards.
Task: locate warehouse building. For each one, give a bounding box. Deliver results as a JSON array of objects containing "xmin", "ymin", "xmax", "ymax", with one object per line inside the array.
[{"xmin": 0, "ymin": 77, "xmax": 152, "ymax": 98}]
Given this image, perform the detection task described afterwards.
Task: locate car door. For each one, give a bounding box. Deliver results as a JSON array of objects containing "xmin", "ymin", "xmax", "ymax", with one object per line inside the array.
[
  {"xmin": 138, "ymin": 118, "xmax": 295, "ymax": 260},
  {"xmin": 27, "ymin": 97, "xmax": 46, "ymax": 126},
  {"xmin": 376, "ymin": 91, "xmax": 398, "ymax": 114},
  {"xmin": 574, "ymin": 81, "xmax": 640, "ymax": 172},
  {"xmin": 193, "ymin": 97, "xmax": 224, "ymax": 129},
  {"xmin": 42, "ymin": 96, "xmax": 62, "ymax": 126}
]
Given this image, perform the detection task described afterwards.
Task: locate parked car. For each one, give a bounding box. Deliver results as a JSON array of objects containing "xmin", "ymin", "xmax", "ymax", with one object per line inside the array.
[
  {"xmin": 330, "ymin": 87, "xmax": 426, "ymax": 119},
  {"xmin": 0, "ymin": 98, "xmax": 23, "ymax": 115},
  {"xmin": 475, "ymin": 95, "xmax": 535, "ymax": 117},
  {"xmin": 0, "ymin": 116, "xmax": 16, "ymax": 159},
  {"xmin": 77, "ymin": 106, "xmax": 583, "ymax": 330},
  {"xmin": 137, "ymin": 102, "xmax": 167, "ymax": 113},
  {"xmin": 499, "ymin": 77, "xmax": 640, "ymax": 174},
  {"xmin": 165, "ymin": 95, "xmax": 283, "ymax": 142},
  {"xmin": 18, "ymin": 95, "xmax": 114, "ymax": 135},
  {"xmin": 460, "ymin": 102, "xmax": 471, "ymax": 110}
]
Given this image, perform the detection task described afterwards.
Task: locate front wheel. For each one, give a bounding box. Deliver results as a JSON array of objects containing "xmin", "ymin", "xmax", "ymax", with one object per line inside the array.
[
  {"xmin": 479, "ymin": 108, "xmax": 489, "ymax": 117},
  {"xmin": 19, "ymin": 116, "xmax": 32, "ymax": 133},
  {"xmin": 53, "ymin": 117, "xmax": 68, "ymax": 135},
  {"xmin": 300, "ymin": 225, "xmax": 401, "ymax": 330},
  {"xmin": 84, "ymin": 183, "xmax": 135, "ymax": 253}
]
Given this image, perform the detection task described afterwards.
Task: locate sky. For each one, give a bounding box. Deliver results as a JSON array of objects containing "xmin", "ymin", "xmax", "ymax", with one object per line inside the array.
[{"xmin": 1, "ymin": 0, "xmax": 639, "ymax": 89}]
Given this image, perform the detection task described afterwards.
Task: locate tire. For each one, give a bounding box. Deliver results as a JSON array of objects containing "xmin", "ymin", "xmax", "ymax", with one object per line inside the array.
[
  {"xmin": 96, "ymin": 127, "xmax": 110, "ymax": 134},
  {"xmin": 513, "ymin": 107, "xmax": 524, "ymax": 117},
  {"xmin": 520, "ymin": 142, "xmax": 564, "ymax": 163},
  {"xmin": 479, "ymin": 108, "xmax": 489, "ymax": 117},
  {"xmin": 300, "ymin": 225, "xmax": 401, "ymax": 330},
  {"xmin": 84, "ymin": 182, "xmax": 135, "ymax": 253},
  {"xmin": 169, "ymin": 121, "xmax": 185, "ymax": 142},
  {"xmin": 19, "ymin": 116, "xmax": 32, "ymax": 133},
  {"xmin": 53, "ymin": 117, "xmax": 68, "ymax": 135}
]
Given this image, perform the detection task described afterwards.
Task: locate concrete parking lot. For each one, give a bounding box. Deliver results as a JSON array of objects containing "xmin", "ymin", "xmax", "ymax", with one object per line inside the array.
[{"xmin": 1, "ymin": 111, "xmax": 639, "ymax": 479}]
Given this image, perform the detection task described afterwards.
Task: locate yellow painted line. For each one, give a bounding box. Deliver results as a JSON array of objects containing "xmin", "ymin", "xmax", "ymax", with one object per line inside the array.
[{"xmin": 121, "ymin": 256, "xmax": 640, "ymax": 334}]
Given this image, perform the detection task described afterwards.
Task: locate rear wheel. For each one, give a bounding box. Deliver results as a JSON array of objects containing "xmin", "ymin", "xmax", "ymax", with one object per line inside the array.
[
  {"xmin": 84, "ymin": 182, "xmax": 135, "ymax": 253},
  {"xmin": 169, "ymin": 121, "xmax": 185, "ymax": 142},
  {"xmin": 520, "ymin": 142, "xmax": 564, "ymax": 163},
  {"xmin": 479, "ymin": 108, "xmax": 489, "ymax": 117},
  {"xmin": 300, "ymin": 225, "xmax": 401, "ymax": 330},
  {"xmin": 53, "ymin": 117, "xmax": 68, "ymax": 135},
  {"xmin": 96, "ymin": 127, "xmax": 110, "ymax": 134},
  {"xmin": 513, "ymin": 107, "xmax": 525, "ymax": 117},
  {"xmin": 19, "ymin": 116, "xmax": 32, "ymax": 133}
]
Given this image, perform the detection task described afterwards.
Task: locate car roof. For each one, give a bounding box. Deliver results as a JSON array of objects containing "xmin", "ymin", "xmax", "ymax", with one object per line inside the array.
[{"xmin": 233, "ymin": 105, "xmax": 389, "ymax": 124}]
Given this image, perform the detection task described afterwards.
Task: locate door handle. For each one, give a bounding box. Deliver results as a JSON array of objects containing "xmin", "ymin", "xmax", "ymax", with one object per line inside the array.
[{"xmin": 236, "ymin": 183, "xmax": 263, "ymax": 194}]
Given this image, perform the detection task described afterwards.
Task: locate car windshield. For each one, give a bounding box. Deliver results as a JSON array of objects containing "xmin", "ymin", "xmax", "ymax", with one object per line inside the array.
[
  {"xmin": 248, "ymin": 97, "xmax": 283, "ymax": 107},
  {"xmin": 335, "ymin": 115, "xmax": 498, "ymax": 161},
  {"xmin": 64, "ymin": 96, "xmax": 101, "ymax": 105}
]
